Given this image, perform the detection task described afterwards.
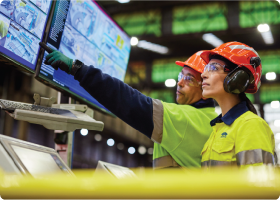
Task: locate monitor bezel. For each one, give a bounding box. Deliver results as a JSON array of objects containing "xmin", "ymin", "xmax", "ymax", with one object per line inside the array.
[
  {"xmin": 0, "ymin": 1, "xmax": 56, "ymax": 75},
  {"xmin": 0, "ymin": 52, "xmax": 34, "ymax": 74},
  {"xmin": 0, "ymin": 136, "xmax": 72, "ymax": 176},
  {"xmin": 34, "ymin": 0, "xmax": 131, "ymax": 117}
]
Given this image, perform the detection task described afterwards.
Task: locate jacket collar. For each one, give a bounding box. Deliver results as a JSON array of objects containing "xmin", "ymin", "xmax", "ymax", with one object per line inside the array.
[
  {"xmin": 210, "ymin": 101, "xmax": 249, "ymax": 126},
  {"xmin": 191, "ymin": 98, "xmax": 215, "ymax": 109}
]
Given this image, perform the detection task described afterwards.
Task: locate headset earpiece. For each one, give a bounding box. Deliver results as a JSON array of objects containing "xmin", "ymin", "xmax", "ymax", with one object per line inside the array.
[{"xmin": 223, "ymin": 68, "xmax": 250, "ymax": 94}]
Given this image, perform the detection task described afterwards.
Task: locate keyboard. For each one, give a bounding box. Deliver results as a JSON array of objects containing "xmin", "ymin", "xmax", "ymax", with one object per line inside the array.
[{"xmin": 0, "ymin": 99, "xmax": 76, "ymax": 118}]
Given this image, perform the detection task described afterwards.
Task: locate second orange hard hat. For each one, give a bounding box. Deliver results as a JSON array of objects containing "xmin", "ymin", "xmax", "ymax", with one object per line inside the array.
[{"xmin": 175, "ymin": 51, "xmax": 207, "ymax": 74}]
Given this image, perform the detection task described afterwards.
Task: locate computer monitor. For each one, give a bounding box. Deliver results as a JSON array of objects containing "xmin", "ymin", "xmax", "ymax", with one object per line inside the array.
[
  {"xmin": 35, "ymin": 0, "xmax": 131, "ymax": 115},
  {"xmin": 0, "ymin": 134, "xmax": 73, "ymax": 178},
  {"xmin": 0, "ymin": 0, "xmax": 55, "ymax": 73},
  {"xmin": 95, "ymin": 161, "xmax": 137, "ymax": 179}
]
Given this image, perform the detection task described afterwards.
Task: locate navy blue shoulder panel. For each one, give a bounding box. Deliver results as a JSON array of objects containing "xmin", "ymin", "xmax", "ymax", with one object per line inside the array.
[
  {"xmin": 74, "ymin": 64, "xmax": 154, "ymax": 138},
  {"xmin": 191, "ymin": 98, "xmax": 215, "ymax": 109}
]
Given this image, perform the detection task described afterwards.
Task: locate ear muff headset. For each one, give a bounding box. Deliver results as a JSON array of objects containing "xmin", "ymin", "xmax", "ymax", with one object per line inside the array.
[
  {"xmin": 223, "ymin": 57, "xmax": 261, "ymax": 94},
  {"xmin": 223, "ymin": 68, "xmax": 250, "ymax": 94}
]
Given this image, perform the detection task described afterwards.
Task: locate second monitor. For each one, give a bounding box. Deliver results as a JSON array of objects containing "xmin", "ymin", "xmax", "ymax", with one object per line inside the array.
[
  {"xmin": 0, "ymin": 0, "xmax": 54, "ymax": 72},
  {"xmin": 36, "ymin": 0, "xmax": 131, "ymax": 115}
]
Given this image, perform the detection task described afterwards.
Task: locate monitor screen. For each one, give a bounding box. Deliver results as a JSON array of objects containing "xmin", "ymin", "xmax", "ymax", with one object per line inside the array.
[
  {"xmin": 0, "ymin": 0, "xmax": 53, "ymax": 71},
  {"xmin": 11, "ymin": 144, "xmax": 69, "ymax": 177},
  {"xmin": 104, "ymin": 164, "xmax": 136, "ymax": 179},
  {"xmin": 36, "ymin": 0, "xmax": 131, "ymax": 114},
  {"xmin": 96, "ymin": 161, "xmax": 137, "ymax": 179}
]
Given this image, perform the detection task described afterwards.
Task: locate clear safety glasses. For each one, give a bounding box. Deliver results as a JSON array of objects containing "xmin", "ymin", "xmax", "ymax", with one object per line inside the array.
[
  {"xmin": 203, "ymin": 63, "xmax": 227, "ymax": 73},
  {"xmin": 178, "ymin": 72, "xmax": 201, "ymax": 87}
]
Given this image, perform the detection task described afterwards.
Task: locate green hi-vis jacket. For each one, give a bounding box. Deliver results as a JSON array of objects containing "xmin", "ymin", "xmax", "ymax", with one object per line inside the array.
[{"xmin": 151, "ymin": 100, "xmax": 218, "ymax": 169}]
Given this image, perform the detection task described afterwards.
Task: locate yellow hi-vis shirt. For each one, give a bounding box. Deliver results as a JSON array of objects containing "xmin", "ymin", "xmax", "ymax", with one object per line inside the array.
[{"xmin": 201, "ymin": 101, "xmax": 275, "ymax": 168}]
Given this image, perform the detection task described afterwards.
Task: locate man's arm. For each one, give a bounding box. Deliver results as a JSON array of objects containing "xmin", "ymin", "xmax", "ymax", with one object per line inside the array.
[
  {"xmin": 74, "ymin": 64, "xmax": 154, "ymax": 137},
  {"xmin": 43, "ymin": 50, "xmax": 154, "ymax": 137}
]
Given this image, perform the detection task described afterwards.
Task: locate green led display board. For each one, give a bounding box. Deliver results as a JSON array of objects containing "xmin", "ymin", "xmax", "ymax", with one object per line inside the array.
[
  {"xmin": 173, "ymin": 2, "xmax": 228, "ymax": 34},
  {"xmin": 260, "ymin": 84, "xmax": 280, "ymax": 104},
  {"xmin": 113, "ymin": 10, "xmax": 161, "ymax": 36},
  {"xmin": 240, "ymin": 1, "xmax": 280, "ymax": 28},
  {"xmin": 152, "ymin": 58, "xmax": 186, "ymax": 83},
  {"xmin": 258, "ymin": 50, "xmax": 280, "ymax": 75},
  {"xmin": 148, "ymin": 90, "xmax": 175, "ymax": 103}
]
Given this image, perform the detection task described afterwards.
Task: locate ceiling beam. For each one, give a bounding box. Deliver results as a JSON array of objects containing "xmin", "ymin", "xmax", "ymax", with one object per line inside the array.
[
  {"xmin": 226, "ymin": 1, "xmax": 240, "ymax": 30},
  {"xmin": 161, "ymin": 7, "xmax": 173, "ymax": 36}
]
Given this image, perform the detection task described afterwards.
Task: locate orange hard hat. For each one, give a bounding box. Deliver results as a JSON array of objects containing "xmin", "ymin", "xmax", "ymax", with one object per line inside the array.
[
  {"xmin": 200, "ymin": 42, "xmax": 262, "ymax": 93},
  {"xmin": 175, "ymin": 51, "xmax": 206, "ymax": 74}
]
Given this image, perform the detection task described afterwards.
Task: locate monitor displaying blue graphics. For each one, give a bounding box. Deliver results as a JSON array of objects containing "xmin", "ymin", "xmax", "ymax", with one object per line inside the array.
[
  {"xmin": 37, "ymin": 0, "xmax": 131, "ymax": 114},
  {"xmin": 0, "ymin": 0, "xmax": 53, "ymax": 71}
]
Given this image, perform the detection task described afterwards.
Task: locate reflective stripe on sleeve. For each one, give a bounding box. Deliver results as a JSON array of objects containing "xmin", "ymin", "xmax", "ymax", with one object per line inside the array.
[
  {"xmin": 151, "ymin": 99, "xmax": 164, "ymax": 144},
  {"xmin": 153, "ymin": 155, "xmax": 180, "ymax": 169},
  {"xmin": 236, "ymin": 149, "xmax": 275, "ymax": 166},
  {"xmin": 201, "ymin": 160, "xmax": 237, "ymax": 167}
]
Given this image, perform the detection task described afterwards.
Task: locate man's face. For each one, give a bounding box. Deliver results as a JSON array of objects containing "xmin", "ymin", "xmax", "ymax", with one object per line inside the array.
[{"xmin": 176, "ymin": 67, "xmax": 203, "ymax": 105}]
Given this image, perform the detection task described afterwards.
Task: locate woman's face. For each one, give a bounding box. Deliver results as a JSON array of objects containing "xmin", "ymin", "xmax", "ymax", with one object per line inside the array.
[{"xmin": 201, "ymin": 59, "xmax": 228, "ymax": 99}]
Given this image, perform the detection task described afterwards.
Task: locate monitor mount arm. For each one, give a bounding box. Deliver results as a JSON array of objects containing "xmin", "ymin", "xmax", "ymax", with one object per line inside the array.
[{"xmin": 33, "ymin": 93, "xmax": 56, "ymax": 107}]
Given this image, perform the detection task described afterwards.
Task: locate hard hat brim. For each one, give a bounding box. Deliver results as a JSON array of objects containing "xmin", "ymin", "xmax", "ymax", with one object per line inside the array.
[{"xmin": 175, "ymin": 61, "xmax": 186, "ymax": 67}]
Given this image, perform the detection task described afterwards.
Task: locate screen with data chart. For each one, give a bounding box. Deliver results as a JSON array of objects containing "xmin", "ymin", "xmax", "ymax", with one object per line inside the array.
[
  {"xmin": 0, "ymin": 0, "xmax": 53, "ymax": 71},
  {"xmin": 36, "ymin": 0, "xmax": 131, "ymax": 114}
]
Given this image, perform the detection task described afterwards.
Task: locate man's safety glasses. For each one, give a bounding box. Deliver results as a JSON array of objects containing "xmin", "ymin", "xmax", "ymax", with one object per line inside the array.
[{"xmin": 178, "ymin": 72, "xmax": 201, "ymax": 87}]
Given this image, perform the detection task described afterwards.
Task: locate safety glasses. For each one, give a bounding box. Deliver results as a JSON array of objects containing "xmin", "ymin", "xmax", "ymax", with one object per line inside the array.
[
  {"xmin": 178, "ymin": 72, "xmax": 201, "ymax": 87},
  {"xmin": 203, "ymin": 63, "xmax": 227, "ymax": 73}
]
